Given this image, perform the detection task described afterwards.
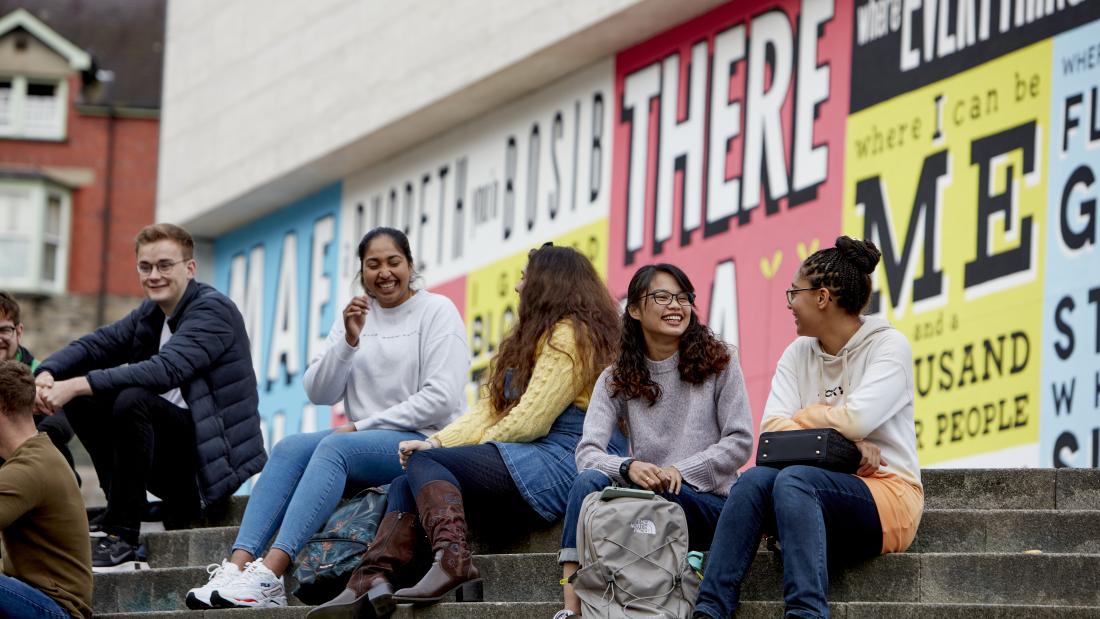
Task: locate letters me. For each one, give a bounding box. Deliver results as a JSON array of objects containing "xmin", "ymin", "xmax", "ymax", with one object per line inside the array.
[{"xmin": 856, "ymin": 121, "xmax": 1038, "ymax": 317}]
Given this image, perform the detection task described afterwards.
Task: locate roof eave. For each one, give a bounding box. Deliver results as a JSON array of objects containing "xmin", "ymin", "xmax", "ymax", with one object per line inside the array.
[{"xmin": 0, "ymin": 8, "xmax": 92, "ymax": 71}]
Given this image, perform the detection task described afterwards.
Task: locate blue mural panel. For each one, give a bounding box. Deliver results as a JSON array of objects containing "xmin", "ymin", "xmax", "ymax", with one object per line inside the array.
[
  {"xmin": 213, "ymin": 184, "xmax": 342, "ymax": 453},
  {"xmin": 1041, "ymin": 20, "xmax": 1100, "ymax": 467}
]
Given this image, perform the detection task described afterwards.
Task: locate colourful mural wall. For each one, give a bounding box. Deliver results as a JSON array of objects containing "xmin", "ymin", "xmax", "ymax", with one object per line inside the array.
[
  {"xmin": 212, "ymin": 0, "xmax": 1100, "ymax": 469},
  {"xmin": 212, "ymin": 184, "xmax": 342, "ymax": 457}
]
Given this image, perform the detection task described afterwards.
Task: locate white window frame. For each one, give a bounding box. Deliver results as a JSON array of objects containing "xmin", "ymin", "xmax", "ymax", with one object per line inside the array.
[
  {"xmin": 0, "ymin": 178, "xmax": 71, "ymax": 294},
  {"xmin": 0, "ymin": 74, "xmax": 68, "ymax": 140}
]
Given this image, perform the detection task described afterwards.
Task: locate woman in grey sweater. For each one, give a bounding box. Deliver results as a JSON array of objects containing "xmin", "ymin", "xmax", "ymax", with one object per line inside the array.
[{"xmin": 555, "ymin": 263, "xmax": 754, "ymax": 619}]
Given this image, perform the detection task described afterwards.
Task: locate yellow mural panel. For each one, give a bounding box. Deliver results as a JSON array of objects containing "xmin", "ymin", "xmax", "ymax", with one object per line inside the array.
[
  {"xmin": 843, "ymin": 43, "xmax": 1050, "ymax": 465},
  {"xmin": 464, "ymin": 220, "xmax": 610, "ymax": 398}
]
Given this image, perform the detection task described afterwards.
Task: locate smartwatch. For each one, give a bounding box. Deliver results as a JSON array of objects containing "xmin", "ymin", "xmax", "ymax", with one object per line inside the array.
[{"xmin": 618, "ymin": 458, "xmax": 635, "ymax": 483}]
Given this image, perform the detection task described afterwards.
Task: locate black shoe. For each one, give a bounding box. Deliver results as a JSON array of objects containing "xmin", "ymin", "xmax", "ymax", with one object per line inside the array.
[
  {"xmin": 88, "ymin": 510, "xmax": 108, "ymax": 537},
  {"xmin": 91, "ymin": 535, "xmax": 149, "ymax": 573},
  {"xmin": 143, "ymin": 501, "xmax": 164, "ymax": 522}
]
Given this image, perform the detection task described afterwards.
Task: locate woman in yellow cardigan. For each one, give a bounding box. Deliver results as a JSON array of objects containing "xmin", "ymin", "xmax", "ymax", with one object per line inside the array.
[{"xmin": 309, "ymin": 244, "xmax": 624, "ymax": 619}]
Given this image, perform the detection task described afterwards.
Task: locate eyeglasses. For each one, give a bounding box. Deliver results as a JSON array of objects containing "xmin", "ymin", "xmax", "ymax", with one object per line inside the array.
[
  {"xmin": 0, "ymin": 325, "xmax": 16, "ymax": 336},
  {"xmin": 644, "ymin": 291, "xmax": 695, "ymax": 306},
  {"xmin": 786, "ymin": 287, "xmax": 817, "ymax": 305},
  {"xmin": 137, "ymin": 259, "xmax": 186, "ymax": 276}
]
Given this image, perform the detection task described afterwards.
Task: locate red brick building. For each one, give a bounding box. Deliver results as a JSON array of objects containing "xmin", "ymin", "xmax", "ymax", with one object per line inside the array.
[{"xmin": 0, "ymin": 1, "xmax": 164, "ymax": 355}]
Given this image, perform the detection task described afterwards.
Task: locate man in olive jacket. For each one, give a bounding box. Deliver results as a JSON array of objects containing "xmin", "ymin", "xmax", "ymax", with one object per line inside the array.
[{"xmin": 35, "ymin": 223, "xmax": 266, "ymax": 571}]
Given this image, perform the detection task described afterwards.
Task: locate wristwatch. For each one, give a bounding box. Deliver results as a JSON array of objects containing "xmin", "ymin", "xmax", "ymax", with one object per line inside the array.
[{"xmin": 619, "ymin": 458, "xmax": 635, "ymax": 482}]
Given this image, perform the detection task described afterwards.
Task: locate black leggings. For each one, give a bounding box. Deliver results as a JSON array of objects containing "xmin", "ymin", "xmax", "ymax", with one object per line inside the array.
[{"xmin": 387, "ymin": 444, "xmax": 541, "ymax": 529}]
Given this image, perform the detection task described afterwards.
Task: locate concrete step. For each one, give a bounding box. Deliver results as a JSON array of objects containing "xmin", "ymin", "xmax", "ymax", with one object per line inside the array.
[
  {"xmin": 921, "ymin": 468, "xmax": 1099, "ymax": 510},
  {"xmin": 140, "ymin": 523, "xmax": 566, "ymax": 568},
  {"xmin": 186, "ymin": 468, "xmax": 1100, "ymax": 529},
  {"xmin": 92, "ymin": 551, "xmax": 1100, "ymax": 613},
  {"xmin": 911, "ymin": 509, "xmax": 1100, "ymax": 553},
  {"xmin": 95, "ymin": 601, "xmax": 1100, "ymax": 618},
  {"xmin": 140, "ymin": 507, "xmax": 1100, "ymax": 568}
]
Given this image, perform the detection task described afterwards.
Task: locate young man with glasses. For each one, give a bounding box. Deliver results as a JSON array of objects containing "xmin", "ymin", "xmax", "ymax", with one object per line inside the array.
[
  {"xmin": 0, "ymin": 292, "xmax": 79, "ymax": 483},
  {"xmin": 33, "ymin": 224, "xmax": 266, "ymax": 571}
]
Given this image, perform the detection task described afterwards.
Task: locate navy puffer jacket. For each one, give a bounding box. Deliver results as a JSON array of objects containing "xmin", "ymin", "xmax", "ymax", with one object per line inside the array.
[{"xmin": 38, "ymin": 280, "xmax": 267, "ymax": 506}]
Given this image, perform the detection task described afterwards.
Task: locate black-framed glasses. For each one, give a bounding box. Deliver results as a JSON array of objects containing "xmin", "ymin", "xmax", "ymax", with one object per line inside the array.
[
  {"xmin": 137, "ymin": 259, "xmax": 186, "ymax": 276},
  {"xmin": 644, "ymin": 290, "xmax": 695, "ymax": 306},
  {"xmin": 0, "ymin": 325, "xmax": 16, "ymax": 336},
  {"xmin": 786, "ymin": 287, "xmax": 816, "ymax": 305}
]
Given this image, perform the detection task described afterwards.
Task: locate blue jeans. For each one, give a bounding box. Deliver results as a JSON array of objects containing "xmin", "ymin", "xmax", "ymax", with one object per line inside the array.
[
  {"xmin": 232, "ymin": 428, "xmax": 424, "ymax": 560},
  {"xmin": 558, "ymin": 469, "xmax": 726, "ymax": 564},
  {"xmin": 693, "ymin": 466, "xmax": 882, "ymax": 619},
  {"xmin": 0, "ymin": 574, "xmax": 70, "ymax": 619}
]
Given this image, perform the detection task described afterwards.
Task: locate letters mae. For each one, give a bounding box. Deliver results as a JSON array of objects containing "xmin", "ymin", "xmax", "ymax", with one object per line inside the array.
[{"xmin": 227, "ymin": 215, "xmax": 337, "ymax": 391}]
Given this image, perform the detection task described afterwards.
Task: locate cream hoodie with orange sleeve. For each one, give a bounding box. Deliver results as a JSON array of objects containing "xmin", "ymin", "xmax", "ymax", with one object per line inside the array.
[{"xmin": 760, "ymin": 316, "xmax": 923, "ymax": 553}]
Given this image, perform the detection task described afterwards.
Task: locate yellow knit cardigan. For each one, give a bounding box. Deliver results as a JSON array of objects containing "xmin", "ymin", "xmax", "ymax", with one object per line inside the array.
[{"xmin": 431, "ymin": 321, "xmax": 589, "ymax": 447}]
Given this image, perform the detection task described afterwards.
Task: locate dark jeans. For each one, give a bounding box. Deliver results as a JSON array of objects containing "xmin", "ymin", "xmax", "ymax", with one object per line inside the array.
[
  {"xmin": 388, "ymin": 444, "xmax": 542, "ymax": 530},
  {"xmin": 693, "ymin": 466, "xmax": 882, "ymax": 619},
  {"xmin": 65, "ymin": 386, "xmax": 200, "ymax": 544},
  {"xmin": 558, "ymin": 469, "xmax": 726, "ymax": 564}
]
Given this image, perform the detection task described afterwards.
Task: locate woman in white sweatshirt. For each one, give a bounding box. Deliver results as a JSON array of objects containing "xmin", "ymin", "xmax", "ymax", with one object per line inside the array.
[
  {"xmin": 185, "ymin": 227, "xmax": 470, "ymax": 610},
  {"xmin": 693, "ymin": 236, "xmax": 923, "ymax": 619}
]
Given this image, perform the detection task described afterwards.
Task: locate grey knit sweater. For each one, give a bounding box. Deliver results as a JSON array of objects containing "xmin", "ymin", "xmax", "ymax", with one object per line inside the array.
[{"xmin": 575, "ymin": 347, "xmax": 754, "ymax": 496}]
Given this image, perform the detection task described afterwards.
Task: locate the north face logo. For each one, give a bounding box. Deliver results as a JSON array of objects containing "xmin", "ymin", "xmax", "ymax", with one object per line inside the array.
[{"xmin": 630, "ymin": 519, "xmax": 656, "ymax": 535}]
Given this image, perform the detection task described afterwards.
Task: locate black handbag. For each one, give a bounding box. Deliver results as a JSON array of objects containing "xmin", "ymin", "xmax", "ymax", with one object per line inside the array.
[{"xmin": 755, "ymin": 428, "xmax": 862, "ymax": 474}]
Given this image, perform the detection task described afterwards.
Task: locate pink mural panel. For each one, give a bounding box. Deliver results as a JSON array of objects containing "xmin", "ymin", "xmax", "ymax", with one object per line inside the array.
[{"xmin": 608, "ymin": 0, "xmax": 852, "ymax": 432}]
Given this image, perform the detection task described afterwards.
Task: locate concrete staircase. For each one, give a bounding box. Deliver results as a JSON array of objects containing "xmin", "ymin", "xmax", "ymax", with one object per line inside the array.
[{"xmin": 94, "ymin": 469, "xmax": 1100, "ymax": 618}]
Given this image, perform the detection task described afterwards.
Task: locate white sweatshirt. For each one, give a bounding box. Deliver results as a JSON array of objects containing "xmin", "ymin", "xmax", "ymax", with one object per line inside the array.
[
  {"xmin": 303, "ymin": 290, "xmax": 470, "ymax": 433},
  {"xmin": 762, "ymin": 316, "xmax": 921, "ymax": 487}
]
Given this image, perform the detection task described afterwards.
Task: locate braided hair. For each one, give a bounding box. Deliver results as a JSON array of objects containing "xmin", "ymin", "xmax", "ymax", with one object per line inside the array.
[{"xmin": 798, "ymin": 236, "xmax": 882, "ymax": 315}]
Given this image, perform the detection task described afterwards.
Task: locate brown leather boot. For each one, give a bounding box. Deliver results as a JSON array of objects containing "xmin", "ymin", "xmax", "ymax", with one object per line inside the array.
[
  {"xmin": 391, "ymin": 481, "xmax": 483, "ymax": 604},
  {"xmin": 307, "ymin": 511, "xmax": 420, "ymax": 618}
]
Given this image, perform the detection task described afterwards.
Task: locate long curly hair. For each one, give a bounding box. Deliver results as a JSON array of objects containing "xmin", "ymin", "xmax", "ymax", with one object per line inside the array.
[
  {"xmin": 487, "ymin": 245, "xmax": 620, "ymax": 417},
  {"xmin": 609, "ymin": 264, "xmax": 731, "ymax": 406}
]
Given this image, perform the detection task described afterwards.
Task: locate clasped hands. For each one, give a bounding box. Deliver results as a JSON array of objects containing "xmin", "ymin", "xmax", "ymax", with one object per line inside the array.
[
  {"xmin": 32, "ymin": 372, "xmax": 91, "ymax": 415},
  {"xmin": 627, "ymin": 460, "xmax": 683, "ymax": 494},
  {"xmin": 397, "ymin": 438, "xmax": 442, "ymax": 468}
]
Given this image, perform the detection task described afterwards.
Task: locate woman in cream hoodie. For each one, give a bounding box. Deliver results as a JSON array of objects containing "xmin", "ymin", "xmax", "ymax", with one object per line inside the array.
[{"xmin": 693, "ymin": 236, "xmax": 922, "ymax": 619}]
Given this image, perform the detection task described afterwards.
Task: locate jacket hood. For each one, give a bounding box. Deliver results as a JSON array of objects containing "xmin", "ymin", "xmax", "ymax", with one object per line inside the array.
[
  {"xmin": 809, "ymin": 316, "xmax": 895, "ymax": 403},
  {"xmin": 810, "ymin": 316, "xmax": 894, "ymax": 360}
]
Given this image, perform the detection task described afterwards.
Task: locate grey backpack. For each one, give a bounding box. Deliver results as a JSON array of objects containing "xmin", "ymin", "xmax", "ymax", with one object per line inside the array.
[{"xmin": 571, "ymin": 487, "xmax": 700, "ymax": 618}]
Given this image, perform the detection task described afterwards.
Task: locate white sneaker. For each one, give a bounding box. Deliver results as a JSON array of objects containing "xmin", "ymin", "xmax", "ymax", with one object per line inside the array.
[
  {"xmin": 210, "ymin": 561, "xmax": 287, "ymax": 608},
  {"xmin": 185, "ymin": 560, "xmax": 243, "ymax": 610}
]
